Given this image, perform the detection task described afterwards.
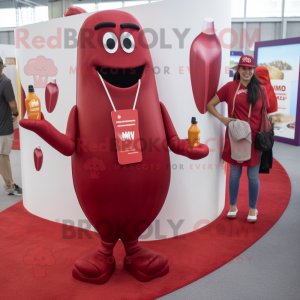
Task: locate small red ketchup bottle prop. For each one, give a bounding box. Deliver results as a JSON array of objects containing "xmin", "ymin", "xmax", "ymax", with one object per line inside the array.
[
  {"xmin": 190, "ymin": 18, "xmax": 222, "ymax": 114},
  {"xmin": 45, "ymin": 78, "xmax": 59, "ymax": 113},
  {"xmin": 34, "ymin": 146, "xmax": 43, "ymax": 171}
]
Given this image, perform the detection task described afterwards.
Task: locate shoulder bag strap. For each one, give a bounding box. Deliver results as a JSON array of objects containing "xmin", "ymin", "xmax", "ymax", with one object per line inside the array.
[
  {"xmin": 231, "ymin": 81, "xmax": 252, "ymax": 124},
  {"xmin": 231, "ymin": 82, "xmax": 241, "ymax": 118},
  {"xmin": 260, "ymin": 89, "xmax": 272, "ymax": 132}
]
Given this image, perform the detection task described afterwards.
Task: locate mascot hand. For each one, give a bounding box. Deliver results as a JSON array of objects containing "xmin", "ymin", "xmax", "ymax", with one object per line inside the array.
[
  {"xmin": 168, "ymin": 137, "xmax": 209, "ymax": 160},
  {"xmin": 19, "ymin": 112, "xmax": 47, "ymax": 132},
  {"xmin": 19, "ymin": 112, "xmax": 76, "ymax": 156}
]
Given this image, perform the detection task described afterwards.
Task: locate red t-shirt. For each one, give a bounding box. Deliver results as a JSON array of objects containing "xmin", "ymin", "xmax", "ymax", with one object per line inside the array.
[{"xmin": 216, "ymin": 79, "xmax": 270, "ymax": 166}]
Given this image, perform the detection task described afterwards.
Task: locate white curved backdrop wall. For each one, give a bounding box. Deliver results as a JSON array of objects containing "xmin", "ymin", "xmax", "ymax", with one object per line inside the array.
[{"xmin": 16, "ymin": 0, "xmax": 231, "ymax": 240}]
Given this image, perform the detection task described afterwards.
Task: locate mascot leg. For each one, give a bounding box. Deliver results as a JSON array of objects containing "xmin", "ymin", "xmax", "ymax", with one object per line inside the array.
[
  {"xmin": 122, "ymin": 239, "xmax": 169, "ymax": 282},
  {"xmin": 72, "ymin": 240, "xmax": 117, "ymax": 284}
]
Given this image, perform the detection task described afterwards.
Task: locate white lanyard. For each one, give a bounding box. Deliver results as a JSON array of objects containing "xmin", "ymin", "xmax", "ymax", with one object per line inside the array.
[{"xmin": 98, "ymin": 73, "xmax": 141, "ymax": 112}]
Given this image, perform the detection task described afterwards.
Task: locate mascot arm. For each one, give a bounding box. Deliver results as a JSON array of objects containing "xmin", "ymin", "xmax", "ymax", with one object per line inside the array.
[
  {"xmin": 160, "ymin": 102, "xmax": 209, "ymax": 160},
  {"xmin": 19, "ymin": 105, "xmax": 77, "ymax": 156}
]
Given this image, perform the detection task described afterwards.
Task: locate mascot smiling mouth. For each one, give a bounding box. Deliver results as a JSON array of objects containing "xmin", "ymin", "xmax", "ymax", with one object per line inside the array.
[{"xmin": 96, "ymin": 65, "xmax": 145, "ymax": 88}]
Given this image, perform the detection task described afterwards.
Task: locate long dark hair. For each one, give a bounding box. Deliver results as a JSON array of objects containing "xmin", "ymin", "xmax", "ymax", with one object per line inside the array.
[{"xmin": 234, "ymin": 67, "xmax": 265, "ymax": 107}]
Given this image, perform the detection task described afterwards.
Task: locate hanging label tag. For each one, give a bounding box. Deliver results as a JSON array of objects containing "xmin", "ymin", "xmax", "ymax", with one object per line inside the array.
[{"xmin": 111, "ymin": 109, "xmax": 143, "ymax": 165}]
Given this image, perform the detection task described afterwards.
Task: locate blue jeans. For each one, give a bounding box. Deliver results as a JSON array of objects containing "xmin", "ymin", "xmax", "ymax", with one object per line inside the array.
[{"xmin": 229, "ymin": 151, "xmax": 263, "ymax": 209}]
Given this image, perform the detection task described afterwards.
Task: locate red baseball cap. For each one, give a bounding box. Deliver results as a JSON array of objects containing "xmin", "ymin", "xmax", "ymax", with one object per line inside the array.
[{"xmin": 238, "ymin": 55, "xmax": 256, "ymax": 68}]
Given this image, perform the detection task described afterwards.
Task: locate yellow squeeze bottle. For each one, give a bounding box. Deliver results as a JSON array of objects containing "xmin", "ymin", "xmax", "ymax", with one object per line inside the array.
[
  {"xmin": 25, "ymin": 85, "xmax": 41, "ymax": 120},
  {"xmin": 188, "ymin": 117, "xmax": 200, "ymax": 147}
]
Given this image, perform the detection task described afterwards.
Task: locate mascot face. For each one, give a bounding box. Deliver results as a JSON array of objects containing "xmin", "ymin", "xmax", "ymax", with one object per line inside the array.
[{"xmin": 77, "ymin": 10, "xmax": 151, "ymax": 91}]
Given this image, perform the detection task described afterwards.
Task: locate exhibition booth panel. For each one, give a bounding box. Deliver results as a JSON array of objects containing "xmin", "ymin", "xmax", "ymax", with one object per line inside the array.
[{"xmin": 255, "ymin": 37, "xmax": 300, "ymax": 146}]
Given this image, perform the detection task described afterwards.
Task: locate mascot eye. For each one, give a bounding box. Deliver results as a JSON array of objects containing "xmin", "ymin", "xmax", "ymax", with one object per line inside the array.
[
  {"xmin": 103, "ymin": 32, "xmax": 118, "ymax": 54},
  {"xmin": 120, "ymin": 32, "xmax": 135, "ymax": 54},
  {"xmin": 35, "ymin": 67, "xmax": 38, "ymax": 70},
  {"xmin": 43, "ymin": 67, "xmax": 47, "ymax": 70}
]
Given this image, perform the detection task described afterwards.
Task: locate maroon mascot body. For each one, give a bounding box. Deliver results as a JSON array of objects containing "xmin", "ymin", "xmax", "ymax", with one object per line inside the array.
[{"xmin": 20, "ymin": 10, "xmax": 209, "ymax": 284}]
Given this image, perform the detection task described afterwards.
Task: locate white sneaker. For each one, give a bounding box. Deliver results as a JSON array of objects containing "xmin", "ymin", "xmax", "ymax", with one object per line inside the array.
[
  {"xmin": 227, "ymin": 208, "xmax": 238, "ymax": 219},
  {"xmin": 247, "ymin": 209, "xmax": 258, "ymax": 223}
]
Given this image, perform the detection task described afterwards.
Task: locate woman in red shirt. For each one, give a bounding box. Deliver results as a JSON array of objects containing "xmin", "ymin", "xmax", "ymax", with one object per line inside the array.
[{"xmin": 207, "ymin": 55, "xmax": 269, "ymax": 223}]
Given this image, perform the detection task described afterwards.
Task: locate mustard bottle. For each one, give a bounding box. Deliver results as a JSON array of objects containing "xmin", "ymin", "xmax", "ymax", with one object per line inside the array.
[
  {"xmin": 188, "ymin": 117, "xmax": 200, "ymax": 147},
  {"xmin": 25, "ymin": 85, "xmax": 41, "ymax": 120}
]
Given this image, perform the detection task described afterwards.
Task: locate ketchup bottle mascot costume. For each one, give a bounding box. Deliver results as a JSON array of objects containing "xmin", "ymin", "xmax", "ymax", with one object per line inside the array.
[{"xmin": 20, "ymin": 10, "xmax": 209, "ymax": 284}]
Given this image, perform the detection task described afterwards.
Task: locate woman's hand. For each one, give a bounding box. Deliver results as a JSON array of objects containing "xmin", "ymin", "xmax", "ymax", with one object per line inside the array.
[
  {"xmin": 221, "ymin": 117, "xmax": 236, "ymax": 127},
  {"xmin": 207, "ymin": 96, "xmax": 237, "ymax": 126}
]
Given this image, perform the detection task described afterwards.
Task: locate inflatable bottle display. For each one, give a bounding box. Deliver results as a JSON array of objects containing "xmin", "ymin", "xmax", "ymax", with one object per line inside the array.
[
  {"xmin": 190, "ymin": 18, "xmax": 222, "ymax": 114},
  {"xmin": 25, "ymin": 85, "xmax": 41, "ymax": 120},
  {"xmin": 45, "ymin": 78, "xmax": 59, "ymax": 113},
  {"xmin": 188, "ymin": 117, "xmax": 200, "ymax": 147}
]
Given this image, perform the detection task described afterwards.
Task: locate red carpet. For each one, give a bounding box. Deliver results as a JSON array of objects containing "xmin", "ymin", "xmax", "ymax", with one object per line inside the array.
[
  {"xmin": 0, "ymin": 159, "xmax": 291, "ymax": 300},
  {"xmin": 12, "ymin": 128, "xmax": 20, "ymax": 150}
]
